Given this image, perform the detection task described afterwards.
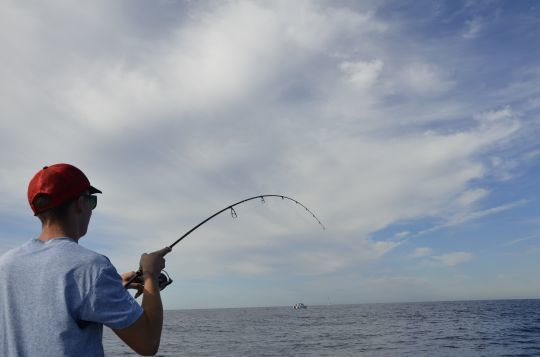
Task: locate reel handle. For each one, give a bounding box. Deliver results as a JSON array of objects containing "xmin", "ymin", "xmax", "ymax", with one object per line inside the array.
[{"xmin": 124, "ymin": 270, "xmax": 173, "ymax": 295}]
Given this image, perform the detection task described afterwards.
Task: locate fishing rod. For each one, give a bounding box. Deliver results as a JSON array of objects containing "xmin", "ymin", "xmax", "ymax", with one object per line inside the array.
[{"xmin": 124, "ymin": 194, "xmax": 325, "ymax": 292}]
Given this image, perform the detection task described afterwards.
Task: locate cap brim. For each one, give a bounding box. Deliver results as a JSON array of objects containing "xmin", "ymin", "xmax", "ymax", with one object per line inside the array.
[{"xmin": 89, "ymin": 185, "xmax": 102, "ymax": 194}]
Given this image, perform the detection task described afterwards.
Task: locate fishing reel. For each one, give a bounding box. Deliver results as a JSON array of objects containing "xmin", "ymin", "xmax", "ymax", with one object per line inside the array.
[
  {"xmin": 158, "ymin": 270, "xmax": 173, "ymax": 291},
  {"xmin": 127, "ymin": 270, "xmax": 173, "ymax": 295}
]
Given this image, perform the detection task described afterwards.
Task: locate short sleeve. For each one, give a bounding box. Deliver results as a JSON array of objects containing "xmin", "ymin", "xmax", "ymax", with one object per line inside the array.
[{"xmin": 79, "ymin": 263, "xmax": 144, "ymax": 329}]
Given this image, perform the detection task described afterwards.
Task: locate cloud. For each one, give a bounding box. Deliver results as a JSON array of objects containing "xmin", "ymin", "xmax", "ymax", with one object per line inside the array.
[
  {"xmin": 0, "ymin": 0, "xmax": 533, "ymax": 294},
  {"xmin": 366, "ymin": 275, "xmax": 428, "ymax": 286},
  {"xmin": 398, "ymin": 63, "xmax": 454, "ymax": 94},
  {"xmin": 462, "ymin": 17, "xmax": 484, "ymax": 39},
  {"xmin": 339, "ymin": 59, "xmax": 384, "ymax": 89},
  {"xmin": 412, "ymin": 247, "xmax": 432, "ymax": 258},
  {"xmin": 457, "ymin": 188, "xmax": 488, "ymax": 206},
  {"xmin": 395, "ymin": 231, "xmax": 410, "ymax": 239},
  {"xmin": 505, "ymin": 234, "xmax": 540, "ymax": 246},
  {"xmin": 433, "ymin": 252, "xmax": 473, "ymax": 266},
  {"xmin": 474, "ymin": 105, "xmax": 514, "ymax": 124},
  {"xmin": 446, "ymin": 200, "xmax": 527, "ymax": 227},
  {"xmin": 416, "ymin": 200, "xmax": 527, "ymax": 236}
]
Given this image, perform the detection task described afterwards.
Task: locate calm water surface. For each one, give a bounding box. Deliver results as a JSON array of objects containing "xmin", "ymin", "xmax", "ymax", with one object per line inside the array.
[{"xmin": 103, "ymin": 299, "xmax": 540, "ymax": 356}]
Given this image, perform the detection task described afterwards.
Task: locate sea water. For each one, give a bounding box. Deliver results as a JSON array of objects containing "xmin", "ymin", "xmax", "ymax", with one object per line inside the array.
[{"xmin": 103, "ymin": 299, "xmax": 540, "ymax": 356}]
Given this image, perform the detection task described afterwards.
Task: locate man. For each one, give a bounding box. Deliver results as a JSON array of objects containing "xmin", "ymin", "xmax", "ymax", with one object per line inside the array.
[{"xmin": 0, "ymin": 163, "xmax": 170, "ymax": 356}]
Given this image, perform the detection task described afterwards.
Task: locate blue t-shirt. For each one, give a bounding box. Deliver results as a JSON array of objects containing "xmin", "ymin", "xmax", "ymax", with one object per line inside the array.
[{"xmin": 0, "ymin": 238, "xmax": 143, "ymax": 357}]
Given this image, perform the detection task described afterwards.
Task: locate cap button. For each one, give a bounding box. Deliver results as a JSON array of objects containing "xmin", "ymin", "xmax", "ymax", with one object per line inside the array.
[{"xmin": 43, "ymin": 166, "xmax": 48, "ymax": 170}]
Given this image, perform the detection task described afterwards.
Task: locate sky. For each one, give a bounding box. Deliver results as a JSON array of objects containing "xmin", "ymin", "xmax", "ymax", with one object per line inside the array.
[{"xmin": 1, "ymin": 0, "xmax": 539, "ymax": 309}]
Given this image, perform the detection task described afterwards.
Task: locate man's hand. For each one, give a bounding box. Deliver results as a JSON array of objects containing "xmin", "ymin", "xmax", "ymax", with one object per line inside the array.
[
  {"xmin": 139, "ymin": 246, "xmax": 172, "ymax": 280},
  {"xmin": 113, "ymin": 246, "xmax": 172, "ymax": 355},
  {"xmin": 122, "ymin": 271, "xmax": 145, "ymax": 298}
]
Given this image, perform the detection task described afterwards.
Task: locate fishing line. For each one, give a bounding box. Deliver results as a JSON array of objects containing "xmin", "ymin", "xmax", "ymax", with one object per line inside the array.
[{"xmin": 124, "ymin": 194, "xmax": 325, "ymax": 292}]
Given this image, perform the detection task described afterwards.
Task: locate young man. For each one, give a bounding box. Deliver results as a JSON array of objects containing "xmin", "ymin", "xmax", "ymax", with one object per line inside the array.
[{"xmin": 0, "ymin": 163, "xmax": 170, "ymax": 356}]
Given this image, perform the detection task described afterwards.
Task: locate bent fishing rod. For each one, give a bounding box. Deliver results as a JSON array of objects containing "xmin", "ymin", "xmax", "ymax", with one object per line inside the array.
[{"xmin": 125, "ymin": 195, "xmax": 325, "ymax": 291}]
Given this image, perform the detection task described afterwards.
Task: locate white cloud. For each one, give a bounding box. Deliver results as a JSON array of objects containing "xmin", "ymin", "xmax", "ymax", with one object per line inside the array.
[
  {"xmin": 447, "ymin": 200, "xmax": 527, "ymax": 227},
  {"xmin": 412, "ymin": 247, "xmax": 432, "ymax": 258},
  {"xmin": 0, "ymin": 0, "xmax": 531, "ymax": 298},
  {"xmin": 398, "ymin": 63, "xmax": 453, "ymax": 94},
  {"xmin": 457, "ymin": 188, "xmax": 488, "ymax": 206},
  {"xmin": 462, "ymin": 17, "xmax": 484, "ymax": 39},
  {"xmin": 395, "ymin": 231, "xmax": 410, "ymax": 239},
  {"xmin": 474, "ymin": 105, "xmax": 514, "ymax": 124},
  {"xmin": 417, "ymin": 200, "xmax": 527, "ymax": 236},
  {"xmin": 526, "ymin": 97, "xmax": 540, "ymax": 110},
  {"xmin": 505, "ymin": 234, "xmax": 540, "ymax": 246},
  {"xmin": 339, "ymin": 59, "xmax": 384, "ymax": 89},
  {"xmin": 433, "ymin": 252, "xmax": 473, "ymax": 266},
  {"xmin": 366, "ymin": 275, "xmax": 428, "ymax": 286}
]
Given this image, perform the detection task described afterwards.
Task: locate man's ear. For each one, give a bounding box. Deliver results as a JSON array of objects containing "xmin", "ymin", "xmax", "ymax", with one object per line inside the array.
[{"xmin": 74, "ymin": 196, "xmax": 84, "ymax": 213}]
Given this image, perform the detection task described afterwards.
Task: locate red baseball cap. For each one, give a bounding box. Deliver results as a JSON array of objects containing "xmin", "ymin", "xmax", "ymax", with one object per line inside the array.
[{"xmin": 28, "ymin": 163, "xmax": 102, "ymax": 215}]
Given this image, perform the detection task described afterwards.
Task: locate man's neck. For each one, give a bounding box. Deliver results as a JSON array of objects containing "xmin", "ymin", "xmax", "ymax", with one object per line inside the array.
[{"xmin": 38, "ymin": 224, "xmax": 80, "ymax": 243}]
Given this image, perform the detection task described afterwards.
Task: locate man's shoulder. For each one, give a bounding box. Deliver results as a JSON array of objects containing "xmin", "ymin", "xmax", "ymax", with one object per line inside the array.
[
  {"xmin": 50, "ymin": 240, "xmax": 118, "ymax": 287},
  {"xmin": 0, "ymin": 239, "xmax": 36, "ymax": 264},
  {"xmin": 0, "ymin": 238, "xmax": 112, "ymax": 270},
  {"xmin": 57, "ymin": 240, "xmax": 113, "ymax": 272}
]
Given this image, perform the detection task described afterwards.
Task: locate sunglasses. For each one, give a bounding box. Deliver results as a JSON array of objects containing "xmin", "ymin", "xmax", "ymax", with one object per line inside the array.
[{"xmin": 82, "ymin": 194, "xmax": 98, "ymax": 210}]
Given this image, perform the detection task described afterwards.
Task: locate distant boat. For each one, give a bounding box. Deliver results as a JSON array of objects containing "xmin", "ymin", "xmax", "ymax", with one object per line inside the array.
[{"xmin": 293, "ymin": 303, "xmax": 307, "ymax": 309}]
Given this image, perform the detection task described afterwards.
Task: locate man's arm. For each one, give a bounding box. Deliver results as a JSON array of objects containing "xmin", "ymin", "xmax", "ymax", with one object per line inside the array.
[{"xmin": 113, "ymin": 247, "xmax": 170, "ymax": 356}]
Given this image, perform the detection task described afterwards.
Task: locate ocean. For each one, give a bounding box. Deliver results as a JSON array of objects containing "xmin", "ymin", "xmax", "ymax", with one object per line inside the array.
[{"xmin": 103, "ymin": 299, "xmax": 540, "ymax": 356}]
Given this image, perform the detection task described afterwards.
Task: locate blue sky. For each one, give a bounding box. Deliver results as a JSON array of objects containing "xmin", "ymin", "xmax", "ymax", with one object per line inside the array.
[{"xmin": 1, "ymin": 0, "xmax": 539, "ymax": 309}]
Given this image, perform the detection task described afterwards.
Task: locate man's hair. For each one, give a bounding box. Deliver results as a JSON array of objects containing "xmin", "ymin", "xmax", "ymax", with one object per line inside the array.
[{"xmin": 33, "ymin": 194, "xmax": 75, "ymax": 224}]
